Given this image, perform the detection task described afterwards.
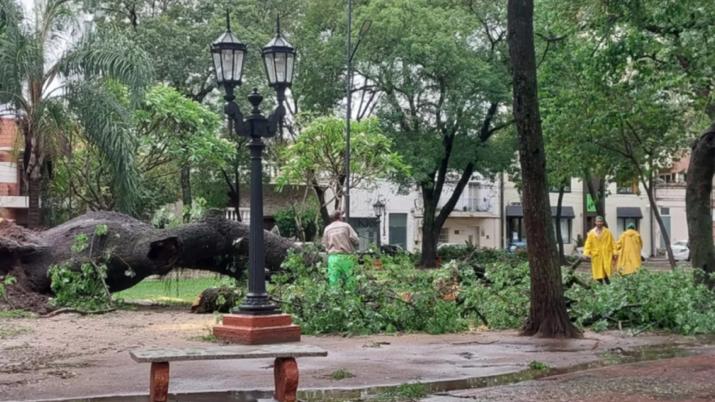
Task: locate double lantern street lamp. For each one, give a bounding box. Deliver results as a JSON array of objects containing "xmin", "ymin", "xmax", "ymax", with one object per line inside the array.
[{"xmin": 211, "ymin": 14, "xmax": 295, "ymax": 315}]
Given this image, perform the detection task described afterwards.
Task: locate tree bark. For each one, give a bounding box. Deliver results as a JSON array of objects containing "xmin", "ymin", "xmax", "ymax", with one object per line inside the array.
[
  {"xmin": 26, "ymin": 177, "xmax": 42, "ymax": 228},
  {"xmin": 641, "ymin": 179, "xmax": 677, "ymax": 268},
  {"xmin": 180, "ymin": 165, "xmax": 192, "ymax": 222},
  {"xmin": 0, "ymin": 210, "xmax": 297, "ymax": 296},
  {"xmin": 311, "ymin": 179, "xmax": 330, "ymax": 227},
  {"xmin": 686, "ymin": 125, "xmax": 715, "ymax": 288},
  {"xmin": 507, "ymin": 0, "xmax": 580, "ymax": 338},
  {"xmin": 419, "ymin": 183, "xmax": 439, "ymax": 267},
  {"xmin": 555, "ymin": 185, "xmax": 566, "ymax": 265}
]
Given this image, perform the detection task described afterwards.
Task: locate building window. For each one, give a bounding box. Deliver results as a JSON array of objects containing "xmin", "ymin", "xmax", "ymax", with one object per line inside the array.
[
  {"xmin": 351, "ymin": 217, "xmax": 379, "ymax": 251},
  {"xmin": 617, "ymin": 180, "xmax": 639, "ymax": 194},
  {"xmin": 552, "ymin": 218, "xmax": 572, "ymax": 244},
  {"xmin": 438, "ymin": 227, "xmax": 449, "ymax": 243},
  {"xmin": 507, "ymin": 217, "xmax": 524, "ymax": 242},
  {"xmin": 388, "ymin": 213, "xmax": 408, "ymax": 249},
  {"xmin": 660, "ymin": 207, "xmax": 670, "ymax": 215},
  {"xmin": 617, "ymin": 217, "xmax": 640, "ymax": 235},
  {"xmin": 549, "ymin": 184, "xmax": 572, "ymax": 193}
]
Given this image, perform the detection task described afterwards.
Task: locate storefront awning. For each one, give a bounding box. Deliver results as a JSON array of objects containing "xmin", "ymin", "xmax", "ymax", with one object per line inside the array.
[
  {"xmin": 505, "ymin": 205, "xmax": 575, "ymax": 218},
  {"xmin": 617, "ymin": 207, "xmax": 642, "ymax": 218}
]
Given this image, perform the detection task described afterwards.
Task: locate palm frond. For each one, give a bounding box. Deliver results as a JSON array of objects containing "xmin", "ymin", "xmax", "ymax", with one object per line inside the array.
[
  {"xmin": 60, "ymin": 25, "xmax": 153, "ymax": 103},
  {"xmin": 67, "ymin": 79, "xmax": 139, "ymax": 213}
]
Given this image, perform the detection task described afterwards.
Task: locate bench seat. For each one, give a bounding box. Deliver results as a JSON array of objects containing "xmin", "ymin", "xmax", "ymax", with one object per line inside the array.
[{"xmin": 130, "ymin": 344, "xmax": 328, "ymax": 402}]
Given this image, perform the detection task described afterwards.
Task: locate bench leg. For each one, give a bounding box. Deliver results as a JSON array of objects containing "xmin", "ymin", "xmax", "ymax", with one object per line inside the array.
[
  {"xmin": 149, "ymin": 362, "xmax": 170, "ymax": 402},
  {"xmin": 274, "ymin": 357, "xmax": 299, "ymax": 402}
]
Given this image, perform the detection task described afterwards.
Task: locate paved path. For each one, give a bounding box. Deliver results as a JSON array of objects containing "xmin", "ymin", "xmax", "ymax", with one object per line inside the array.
[
  {"xmin": 0, "ymin": 309, "xmax": 711, "ymax": 401},
  {"xmin": 423, "ymin": 346, "xmax": 715, "ymax": 402}
]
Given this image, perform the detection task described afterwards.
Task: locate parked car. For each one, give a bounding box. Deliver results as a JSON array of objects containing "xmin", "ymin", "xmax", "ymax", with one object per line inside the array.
[
  {"xmin": 508, "ymin": 240, "xmax": 527, "ymax": 253},
  {"xmin": 670, "ymin": 240, "xmax": 690, "ymax": 261}
]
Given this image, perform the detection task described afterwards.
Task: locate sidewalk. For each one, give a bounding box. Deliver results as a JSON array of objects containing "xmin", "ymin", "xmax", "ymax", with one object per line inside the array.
[
  {"xmin": 421, "ymin": 346, "xmax": 715, "ymax": 401},
  {"xmin": 0, "ymin": 310, "xmax": 710, "ymax": 401}
]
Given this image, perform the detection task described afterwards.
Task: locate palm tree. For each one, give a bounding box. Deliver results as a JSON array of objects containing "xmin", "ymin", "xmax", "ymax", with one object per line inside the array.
[{"xmin": 0, "ymin": 0, "xmax": 151, "ymax": 227}]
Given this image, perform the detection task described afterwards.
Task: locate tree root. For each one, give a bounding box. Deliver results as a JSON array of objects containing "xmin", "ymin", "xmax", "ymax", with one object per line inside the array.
[{"xmin": 41, "ymin": 307, "xmax": 117, "ymax": 318}]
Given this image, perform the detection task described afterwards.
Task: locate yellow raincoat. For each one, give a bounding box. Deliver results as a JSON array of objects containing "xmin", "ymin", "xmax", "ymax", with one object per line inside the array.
[
  {"xmin": 615, "ymin": 229, "xmax": 642, "ymax": 275},
  {"xmin": 584, "ymin": 227, "xmax": 615, "ymax": 280}
]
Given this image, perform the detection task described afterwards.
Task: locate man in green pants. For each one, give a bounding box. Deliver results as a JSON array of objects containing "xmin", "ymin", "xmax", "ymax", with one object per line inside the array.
[{"xmin": 322, "ymin": 210, "xmax": 360, "ymax": 288}]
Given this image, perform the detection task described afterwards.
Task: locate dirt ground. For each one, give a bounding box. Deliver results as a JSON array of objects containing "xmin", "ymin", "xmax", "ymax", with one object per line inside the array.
[{"xmin": 0, "ymin": 306, "xmax": 218, "ymax": 398}]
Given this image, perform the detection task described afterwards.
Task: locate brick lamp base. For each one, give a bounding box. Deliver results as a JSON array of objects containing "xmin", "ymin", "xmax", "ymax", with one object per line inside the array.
[{"xmin": 213, "ymin": 313, "xmax": 301, "ymax": 344}]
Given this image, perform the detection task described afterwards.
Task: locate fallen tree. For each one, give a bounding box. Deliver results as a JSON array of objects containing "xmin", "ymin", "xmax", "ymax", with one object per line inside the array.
[{"xmin": 0, "ymin": 210, "xmax": 298, "ymax": 300}]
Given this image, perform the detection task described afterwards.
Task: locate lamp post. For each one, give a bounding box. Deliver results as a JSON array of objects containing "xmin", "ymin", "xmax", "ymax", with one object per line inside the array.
[
  {"xmin": 372, "ymin": 199, "xmax": 385, "ymax": 245},
  {"xmin": 212, "ymin": 13, "xmax": 300, "ymax": 343}
]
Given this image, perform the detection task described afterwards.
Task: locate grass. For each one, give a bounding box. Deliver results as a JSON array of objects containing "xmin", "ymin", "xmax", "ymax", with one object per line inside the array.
[
  {"xmin": 528, "ymin": 360, "xmax": 550, "ymax": 371},
  {"xmin": 0, "ymin": 324, "xmax": 31, "ymax": 339},
  {"xmin": 330, "ymin": 368, "xmax": 355, "ymax": 380},
  {"xmin": 0, "ymin": 310, "xmax": 35, "ymax": 319},
  {"xmin": 113, "ymin": 277, "xmax": 228, "ymax": 305},
  {"xmin": 373, "ymin": 383, "xmax": 427, "ymax": 401}
]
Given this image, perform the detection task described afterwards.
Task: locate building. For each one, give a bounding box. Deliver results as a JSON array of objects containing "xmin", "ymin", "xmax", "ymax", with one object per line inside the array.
[
  {"xmin": 655, "ymin": 155, "xmax": 715, "ymax": 245},
  {"xmin": 0, "ymin": 116, "xmax": 28, "ymax": 225}
]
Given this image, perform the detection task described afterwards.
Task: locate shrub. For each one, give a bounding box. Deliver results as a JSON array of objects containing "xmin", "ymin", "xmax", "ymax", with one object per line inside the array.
[
  {"xmin": 567, "ymin": 269, "xmax": 715, "ymax": 335},
  {"xmin": 274, "ymin": 207, "xmax": 322, "ymax": 241},
  {"xmin": 270, "ymin": 246, "xmax": 715, "ymax": 336},
  {"xmin": 271, "ymin": 246, "xmax": 469, "ymax": 335},
  {"xmin": 48, "ymin": 225, "xmax": 115, "ymax": 311}
]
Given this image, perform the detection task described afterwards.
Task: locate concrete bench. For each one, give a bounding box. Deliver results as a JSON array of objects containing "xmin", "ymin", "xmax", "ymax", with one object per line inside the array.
[{"xmin": 130, "ymin": 344, "xmax": 328, "ymax": 402}]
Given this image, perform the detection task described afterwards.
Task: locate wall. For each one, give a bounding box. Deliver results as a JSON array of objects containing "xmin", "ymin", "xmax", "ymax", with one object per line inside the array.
[
  {"xmin": 0, "ymin": 117, "xmax": 27, "ymax": 224},
  {"xmin": 502, "ymin": 177, "xmax": 584, "ymax": 255},
  {"xmin": 348, "ymin": 181, "xmax": 420, "ymax": 252},
  {"xmin": 604, "ymin": 182, "xmax": 654, "ymax": 256}
]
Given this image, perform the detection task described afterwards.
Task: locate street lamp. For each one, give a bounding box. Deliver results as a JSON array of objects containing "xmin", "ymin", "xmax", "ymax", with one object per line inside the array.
[
  {"xmin": 372, "ymin": 199, "xmax": 385, "ymax": 218},
  {"xmin": 211, "ymin": 14, "xmax": 294, "ymax": 316},
  {"xmin": 372, "ymin": 199, "xmax": 385, "ymax": 245}
]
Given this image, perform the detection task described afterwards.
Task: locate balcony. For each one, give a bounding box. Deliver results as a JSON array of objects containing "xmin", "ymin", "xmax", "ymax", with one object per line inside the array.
[
  {"xmin": 0, "ymin": 195, "xmax": 28, "ymax": 208},
  {"xmin": 439, "ymin": 197, "xmax": 497, "ymax": 217}
]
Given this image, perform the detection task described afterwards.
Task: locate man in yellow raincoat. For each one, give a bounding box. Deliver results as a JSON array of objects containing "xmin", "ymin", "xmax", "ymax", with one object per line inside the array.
[
  {"xmin": 615, "ymin": 223, "xmax": 642, "ymax": 275},
  {"xmin": 584, "ymin": 216, "xmax": 615, "ymax": 284}
]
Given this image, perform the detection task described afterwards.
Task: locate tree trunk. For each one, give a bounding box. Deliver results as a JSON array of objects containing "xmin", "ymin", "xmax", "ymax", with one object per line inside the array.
[
  {"xmin": 180, "ymin": 165, "xmax": 192, "ymax": 223},
  {"xmin": 555, "ymin": 185, "xmax": 566, "ymax": 265},
  {"xmin": 0, "ymin": 210, "xmax": 297, "ymax": 296},
  {"xmin": 641, "ymin": 179, "xmax": 677, "ymax": 269},
  {"xmin": 221, "ymin": 166, "xmax": 242, "ymax": 222},
  {"xmin": 419, "ymin": 183, "xmax": 439, "ymax": 267},
  {"xmin": 507, "ymin": 0, "xmax": 580, "ymax": 338},
  {"xmin": 311, "ymin": 179, "xmax": 330, "ymax": 226},
  {"xmin": 26, "ymin": 177, "xmax": 42, "ymax": 228},
  {"xmin": 686, "ymin": 126, "xmax": 715, "ymax": 288}
]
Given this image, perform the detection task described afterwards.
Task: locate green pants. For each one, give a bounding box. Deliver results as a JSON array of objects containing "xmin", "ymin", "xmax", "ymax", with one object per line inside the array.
[{"xmin": 327, "ymin": 254, "xmax": 356, "ymax": 289}]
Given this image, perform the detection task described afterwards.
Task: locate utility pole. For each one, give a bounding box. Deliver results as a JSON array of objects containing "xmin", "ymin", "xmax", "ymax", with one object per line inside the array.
[{"xmin": 344, "ymin": 0, "xmax": 353, "ymax": 220}]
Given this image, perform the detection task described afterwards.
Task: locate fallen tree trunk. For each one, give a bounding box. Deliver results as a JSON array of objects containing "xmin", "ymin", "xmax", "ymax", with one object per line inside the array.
[{"xmin": 0, "ymin": 210, "xmax": 298, "ymax": 295}]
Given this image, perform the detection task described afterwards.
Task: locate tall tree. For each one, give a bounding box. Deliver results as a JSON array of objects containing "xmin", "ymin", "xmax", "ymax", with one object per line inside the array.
[
  {"xmin": 276, "ymin": 116, "xmax": 407, "ymax": 224},
  {"xmin": 686, "ymin": 124, "xmax": 715, "ymax": 288},
  {"xmin": 507, "ymin": 0, "xmax": 579, "ymax": 337},
  {"xmin": 540, "ymin": 0, "xmax": 712, "ymax": 271},
  {"xmin": 0, "ymin": 0, "xmax": 151, "ymax": 227},
  {"xmin": 51, "ymin": 84, "xmax": 232, "ymax": 220},
  {"xmin": 358, "ymin": 0, "xmax": 512, "ymax": 267}
]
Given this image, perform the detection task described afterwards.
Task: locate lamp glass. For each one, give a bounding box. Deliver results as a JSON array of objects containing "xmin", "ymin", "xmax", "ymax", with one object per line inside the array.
[{"xmin": 211, "ymin": 29, "xmax": 247, "ymax": 86}]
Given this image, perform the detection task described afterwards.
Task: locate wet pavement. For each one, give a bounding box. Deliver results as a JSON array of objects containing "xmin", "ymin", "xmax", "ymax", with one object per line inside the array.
[
  {"xmin": 1, "ymin": 308, "xmax": 713, "ymax": 402},
  {"xmin": 422, "ymin": 346, "xmax": 715, "ymax": 401}
]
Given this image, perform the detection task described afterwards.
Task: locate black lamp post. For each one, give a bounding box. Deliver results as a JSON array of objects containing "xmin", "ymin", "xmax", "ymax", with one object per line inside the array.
[
  {"xmin": 372, "ymin": 199, "xmax": 385, "ymax": 245},
  {"xmin": 211, "ymin": 14, "xmax": 295, "ymax": 315}
]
